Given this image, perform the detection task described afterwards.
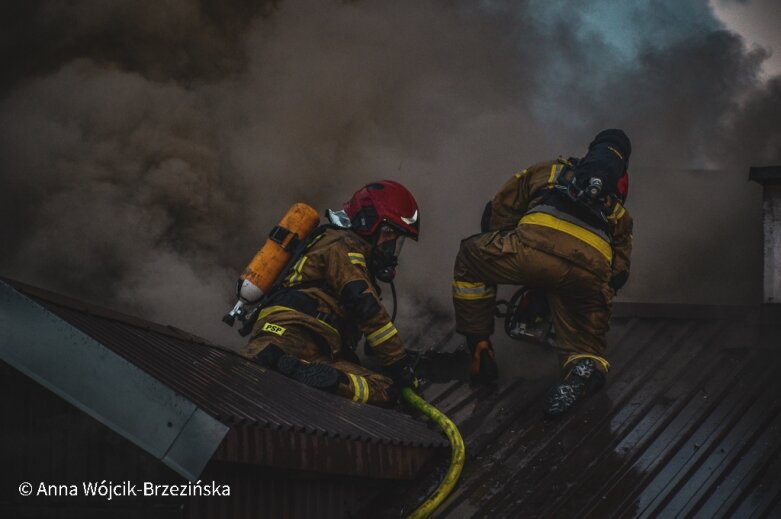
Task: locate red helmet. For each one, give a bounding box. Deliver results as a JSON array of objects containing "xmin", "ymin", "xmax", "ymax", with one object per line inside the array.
[{"xmin": 343, "ymin": 180, "xmax": 420, "ymax": 240}]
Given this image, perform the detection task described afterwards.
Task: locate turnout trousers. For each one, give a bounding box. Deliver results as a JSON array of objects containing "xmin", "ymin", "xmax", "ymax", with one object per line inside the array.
[
  {"xmin": 452, "ymin": 230, "xmax": 614, "ymax": 373},
  {"xmin": 243, "ymin": 320, "xmax": 396, "ymax": 405}
]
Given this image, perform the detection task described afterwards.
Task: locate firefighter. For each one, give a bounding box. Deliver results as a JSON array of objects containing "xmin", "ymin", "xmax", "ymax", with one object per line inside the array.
[
  {"xmin": 241, "ymin": 180, "xmax": 419, "ymax": 406},
  {"xmin": 453, "ymin": 129, "xmax": 633, "ymax": 416}
]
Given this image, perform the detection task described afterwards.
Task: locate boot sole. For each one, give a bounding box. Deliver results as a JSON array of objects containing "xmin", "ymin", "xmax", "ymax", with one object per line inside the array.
[{"xmin": 544, "ymin": 379, "xmax": 586, "ymax": 416}]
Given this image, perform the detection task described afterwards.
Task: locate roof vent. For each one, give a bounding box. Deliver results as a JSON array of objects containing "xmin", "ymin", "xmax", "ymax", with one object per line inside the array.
[{"xmin": 749, "ymin": 166, "xmax": 781, "ymax": 304}]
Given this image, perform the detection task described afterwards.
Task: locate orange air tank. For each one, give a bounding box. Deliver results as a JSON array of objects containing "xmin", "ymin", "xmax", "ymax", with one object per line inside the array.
[{"xmin": 223, "ymin": 203, "xmax": 320, "ymax": 326}]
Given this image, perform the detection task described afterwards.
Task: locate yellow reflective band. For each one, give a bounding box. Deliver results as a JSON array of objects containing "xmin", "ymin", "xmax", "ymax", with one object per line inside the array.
[
  {"xmin": 366, "ymin": 322, "xmax": 398, "ymax": 348},
  {"xmin": 287, "ymin": 255, "xmax": 308, "ymax": 284},
  {"xmin": 307, "ymin": 233, "xmax": 325, "ymax": 249},
  {"xmin": 520, "ymin": 212, "xmax": 613, "ymax": 262},
  {"xmin": 564, "ymin": 354, "xmax": 611, "ymax": 373},
  {"xmin": 257, "ymin": 305, "xmax": 296, "ymax": 320},
  {"xmin": 347, "ymin": 373, "xmax": 370, "ymax": 403},
  {"xmin": 347, "ymin": 373, "xmax": 360, "ymax": 402},
  {"xmin": 348, "ymin": 252, "xmax": 366, "ymax": 267},
  {"xmin": 452, "ymin": 280, "xmax": 497, "ymax": 301},
  {"xmin": 547, "ymin": 163, "xmax": 558, "ymax": 188},
  {"xmin": 358, "ymin": 376, "xmax": 369, "ymax": 403},
  {"xmin": 514, "ymin": 169, "xmax": 528, "ymax": 179},
  {"xmin": 608, "ymin": 203, "xmax": 626, "ymax": 223},
  {"xmin": 607, "ymin": 146, "xmax": 624, "ymax": 160},
  {"xmin": 261, "ymin": 322, "xmax": 286, "ymax": 336}
]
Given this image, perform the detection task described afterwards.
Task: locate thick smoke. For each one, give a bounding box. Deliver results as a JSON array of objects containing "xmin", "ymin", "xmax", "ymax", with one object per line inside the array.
[{"xmin": 1, "ymin": 0, "xmax": 779, "ymax": 349}]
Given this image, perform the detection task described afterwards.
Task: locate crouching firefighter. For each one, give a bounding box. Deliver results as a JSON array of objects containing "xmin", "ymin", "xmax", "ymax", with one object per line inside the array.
[
  {"xmin": 452, "ymin": 129, "xmax": 634, "ymax": 416},
  {"xmin": 241, "ymin": 180, "xmax": 420, "ymax": 406}
]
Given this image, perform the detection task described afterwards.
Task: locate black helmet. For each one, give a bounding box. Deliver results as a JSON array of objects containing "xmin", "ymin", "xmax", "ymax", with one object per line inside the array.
[{"xmin": 574, "ymin": 129, "xmax": 631, "ymax": 202}]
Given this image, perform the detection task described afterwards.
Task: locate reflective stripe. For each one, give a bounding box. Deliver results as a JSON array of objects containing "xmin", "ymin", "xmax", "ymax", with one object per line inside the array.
[
  {"xmin": 607, "ymin": 146, "xmax": 623, "ymax": 160},
  {"xmin": 308, "ymin": 233, "xmax": 325, "ymax": 248},
  {"xmin": 452, "ymin": 280, "xmax": 497, "ymax": 301},
  {"xmin": 366, "ymin": 322, "xmax": 398, "ymax": 348},
  {"xmin": 287, "ymin": 255, "xmax": 308, "ymax": 284},
  {"xmin": 257, "ymin": 305, "xmax": 296, "ymax": 320},
  {"xmin": 358, "ymin": 375, "xmax": 370, "ymax": 403},
  {"xmin": 525, "ymin": 204, "xmax": 611, "ymax": 243},
  {"xmin": 519, "ymin": 212, "xmax": 613, "ymax": 262},
  {"xmin": 514, "ymin": 168, "xmax": 528, "ymax": 179},
  {"xmin": 607, "ymin": 203, "xmax": 626, "ymax": 223},
  {"xmin": 347, "ymin": 373, "xmax": 369, "ymax": 403},
  {"xmin": 348, "ymin": 252, "xmax": 366, "ymax": 268},
  {"xmin": 547, "ymin": 164, "xmax": 559, "ymax": 189},
  {"xmin": 564, "ymin": 354, "xmax": 610, "ymax": 373}
]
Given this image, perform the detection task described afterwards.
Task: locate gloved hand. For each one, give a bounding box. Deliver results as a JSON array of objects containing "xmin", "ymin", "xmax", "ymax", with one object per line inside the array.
[{"xmin": 385, "ymin": 355, "xmax": 420, "ymax": 390}]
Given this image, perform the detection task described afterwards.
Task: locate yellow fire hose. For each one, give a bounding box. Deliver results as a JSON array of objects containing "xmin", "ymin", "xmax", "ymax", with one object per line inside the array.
[{"xmin": 402, "ymin": 387, "xmax": 465, "ymax": 519}]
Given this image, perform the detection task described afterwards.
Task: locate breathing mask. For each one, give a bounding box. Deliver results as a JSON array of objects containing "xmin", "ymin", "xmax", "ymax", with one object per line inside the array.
[{"xmin": 372, "ymin": 224, "xmax": 405, "ymax": 283}]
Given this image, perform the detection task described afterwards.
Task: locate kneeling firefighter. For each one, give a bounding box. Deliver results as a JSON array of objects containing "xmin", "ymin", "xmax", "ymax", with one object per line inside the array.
[
  {"xmin": 241, "ymin": 180, "xmax": 420, "ymax": 406},
  {"xmin": 452, "ymin": 129, "xmax": 634, "ymax": 416}
]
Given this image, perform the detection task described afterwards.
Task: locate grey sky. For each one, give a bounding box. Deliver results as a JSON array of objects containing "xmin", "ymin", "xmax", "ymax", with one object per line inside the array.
[{"xmin": 711, "ymin": 0, "xmax": 781, "ymax": 76}]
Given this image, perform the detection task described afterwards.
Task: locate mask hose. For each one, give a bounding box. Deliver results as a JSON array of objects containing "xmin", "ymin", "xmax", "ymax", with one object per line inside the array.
[{"xmin": 390, "ymin": 280, "xmax": 397, "ymax": 322}]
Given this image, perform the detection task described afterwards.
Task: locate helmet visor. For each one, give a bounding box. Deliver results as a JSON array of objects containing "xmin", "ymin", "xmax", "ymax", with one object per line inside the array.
[{"xmin": 376, "ymin": 224, "xmax": 406, "ymax": 257}]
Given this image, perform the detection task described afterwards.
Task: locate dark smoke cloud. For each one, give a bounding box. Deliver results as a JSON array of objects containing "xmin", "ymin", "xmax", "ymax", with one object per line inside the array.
[{"xmin": 1, "ymin": 0, "xmax": 778, "ymax": 349}]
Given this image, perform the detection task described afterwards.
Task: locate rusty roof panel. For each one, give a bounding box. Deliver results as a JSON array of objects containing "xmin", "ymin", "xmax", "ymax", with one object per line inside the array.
[
  {"xmin": 373, "ymin": 310, "xmax": 781, "ymax": 517},
  {"xmin": 3, "ymin": 279, "xmax": 447, "ymax": 451}
]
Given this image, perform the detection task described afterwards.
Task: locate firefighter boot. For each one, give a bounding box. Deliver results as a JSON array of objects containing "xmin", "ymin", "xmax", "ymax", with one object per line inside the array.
[
  {"xmin": 544, "ymin": 358, "xmax": 605, "ymax": 416},
  {"xmin": 468, "ymin": 337, "xmax": 498, "ymax": 384},
  {"xmin": 258, "ymin": 344, "xmax": 340, "ymax": 392}
]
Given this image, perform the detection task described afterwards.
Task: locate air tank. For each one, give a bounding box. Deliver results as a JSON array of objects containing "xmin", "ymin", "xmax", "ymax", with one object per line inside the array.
[{"xmin": 223, "ymin": 203, "xmax": 320, "ymax": 326}]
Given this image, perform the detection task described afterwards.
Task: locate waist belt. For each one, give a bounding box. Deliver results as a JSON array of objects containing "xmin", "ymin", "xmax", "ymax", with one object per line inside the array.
[
  {"xmin": 520, "ymin": 205, "xmax": 613, "ymax": 262},
  {"xmin": 259, "ymin": 289, "xmax": 344, "ymax": 332}
]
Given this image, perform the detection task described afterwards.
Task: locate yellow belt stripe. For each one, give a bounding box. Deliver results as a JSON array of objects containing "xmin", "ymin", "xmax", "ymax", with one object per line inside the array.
[
  {"xmin": 257, "ymin": 305, "xmax": 296, "ymax": 321},
  {"xmin": 564, "ymin": 354, "xmax": 611, "ymax": 373},
  {"xmin": 520, "ymin": 212, "xmax": 613, "ymax": 262},
  {"xmin": 367, "ymin": 322, "xmax": 398, "ymax": 348}
]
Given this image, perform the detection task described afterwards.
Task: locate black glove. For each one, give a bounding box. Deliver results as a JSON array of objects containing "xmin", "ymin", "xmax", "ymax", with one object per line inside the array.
[
  {"xmin": 386, "ymin": 355, "xmax": 419, "ymax": 390},
  {"xmin": 609, "ymin": 270, "xmax": 629, "ymax": 292}
]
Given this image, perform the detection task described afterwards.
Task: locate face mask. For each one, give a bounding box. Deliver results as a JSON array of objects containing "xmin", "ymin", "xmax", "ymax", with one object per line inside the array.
[{"xmin": 372, "ymin": 227, "xmax": 405, "ymax": 283}]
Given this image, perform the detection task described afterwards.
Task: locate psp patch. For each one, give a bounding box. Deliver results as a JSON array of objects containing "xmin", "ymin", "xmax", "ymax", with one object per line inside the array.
[{"xmin": 261, "ymin": 322, "xmax": 286, "ymax": 336}]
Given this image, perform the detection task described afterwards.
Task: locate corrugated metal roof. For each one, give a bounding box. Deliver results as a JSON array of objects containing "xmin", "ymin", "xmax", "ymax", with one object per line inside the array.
[
  {"xmin": 374, "ymin": 306, "xmax": 781, "ymax": 517},
  {"xmin": 2, "ymin": 279, "xmax": 447, "ymax": 452}
]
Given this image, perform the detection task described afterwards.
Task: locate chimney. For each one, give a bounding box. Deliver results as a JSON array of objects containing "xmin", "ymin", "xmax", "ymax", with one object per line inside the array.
[{"xmin": 749, "ymin": 165, "xmax": 781, "ymax": 306}]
